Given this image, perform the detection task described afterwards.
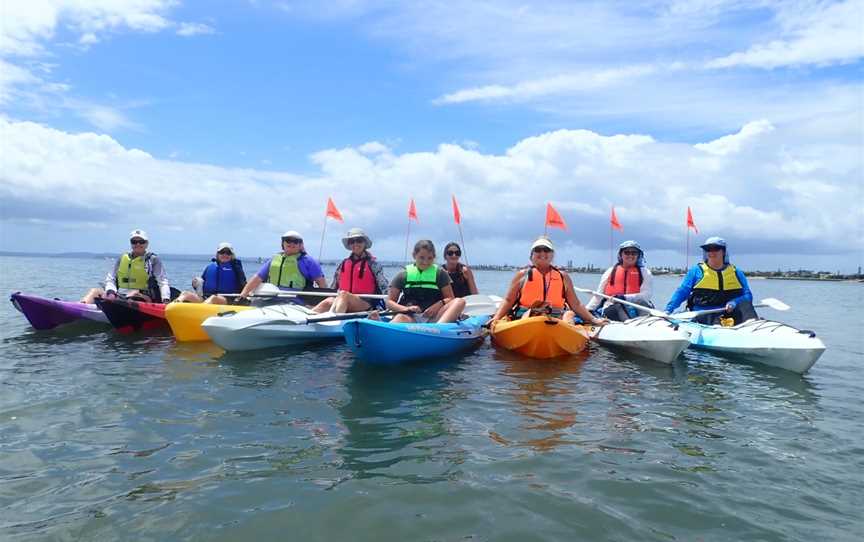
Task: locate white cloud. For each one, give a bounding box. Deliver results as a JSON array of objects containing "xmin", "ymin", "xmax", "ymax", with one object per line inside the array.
[
  {"xmin": 707, "ymin": 0, "xmax": 864, "ymax": 68},
  {"xmin": 2, "ymin": 116, "xmax": 859, "ymax": 267},
  {"xmin": 176, "ymin": 22, "xmax": 216, "ymax": 37},
  {"xmin": 695, "ymin": 119, "xmax": 775, "ymax": 155}
]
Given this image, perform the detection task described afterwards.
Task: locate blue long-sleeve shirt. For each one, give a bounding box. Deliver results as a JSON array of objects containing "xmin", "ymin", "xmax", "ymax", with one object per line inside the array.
[{"xmin": 665, "ymin": 264, "xmax": 753, "ymax": 313}]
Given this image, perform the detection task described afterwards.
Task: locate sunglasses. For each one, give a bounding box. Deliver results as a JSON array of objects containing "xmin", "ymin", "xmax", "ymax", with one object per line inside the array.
[
  {"xmin": 446, "ymin": 250, "xmax": 461, "ymax": 257},
  {"xmin": 282, "ymin": 238, "xmax": 302, "ymax": 244},
  {"xmin": 532, "ymin": 247, "xmax": 552, "ymax": 253},
  {"xmin": 622, "ymin": 250, "xmax": 640, "ymax": 256},
  {"xmin": 218, "ymin": 249, "xmax": 233, "ymax": 255},
  {"xmin": 347, "ymin": 238, "xmax": 365, "ymax": 245},
  {"xmin": 130, "ymin": 239, "xmax": 147, "ymax": 245},
  {"xmin": 705, "ymin": 246, "xmax": 723, "ymax": 252}
]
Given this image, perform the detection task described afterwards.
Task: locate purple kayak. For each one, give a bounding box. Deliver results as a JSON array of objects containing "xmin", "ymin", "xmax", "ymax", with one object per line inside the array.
[{"xmin": 10, "ymin": 292, "xmax": 109, "ymax": 330}]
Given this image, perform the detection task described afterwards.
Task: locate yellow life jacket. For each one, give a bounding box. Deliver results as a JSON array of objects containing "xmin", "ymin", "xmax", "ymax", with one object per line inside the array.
[
  {"xmin": 268, "ymin": 253, "xmax": 306, "ymax": 289},
  {"xmin": 688, "ymin": 262, "xmax": 744, "ymax": 309},
  {"xmin": 117, "ymin": 253, "xmax": 151, "ymax": 290}
]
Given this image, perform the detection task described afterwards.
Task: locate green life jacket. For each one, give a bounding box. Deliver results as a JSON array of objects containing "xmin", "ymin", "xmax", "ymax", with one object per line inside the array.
[
  {"xmin": 117, "ymin": 253, "xmax": 151, "ymax": 290},
  {"xmin": 268, "ymin": 253, "xmax": 306, "ymax": 289},
  {"xmin": 401, "ymin": 264, "xmax": 442, "ymax": 311}
]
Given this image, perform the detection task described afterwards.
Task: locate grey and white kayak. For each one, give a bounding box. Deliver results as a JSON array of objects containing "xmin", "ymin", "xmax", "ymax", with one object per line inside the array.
[
  {"xmin": 202, "ymin": 304, "xmax": 345, "ymax": 352},
  {"xmin": 678, "ymin": 319, "xmax": 826, "ymax": 374},
  {"xmin": 588, "ymin": 316, "xmax": 692, "ymax": 364}
]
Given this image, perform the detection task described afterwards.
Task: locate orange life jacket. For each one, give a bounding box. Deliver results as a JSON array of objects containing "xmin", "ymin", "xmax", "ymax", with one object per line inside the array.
[
  {"xmin": 603, "ymin": 264, "xmax": 643, "ymax": 296},
  {"xmin": 518, "ymin": 266, "xmax": 566, "ymax": 310},
  {"xmin": 337, "ymin": 256, "xmax": 378, "ymax": 295}
]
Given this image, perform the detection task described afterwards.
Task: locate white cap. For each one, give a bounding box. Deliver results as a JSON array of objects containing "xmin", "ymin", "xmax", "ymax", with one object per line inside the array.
[
  {"xmin": 217, "ymin": 242, "xmax": 234, "ymax": 253},
  {"xmin": 530, "ymin": 236, "xmax": 554, "ymax": 251},
  {"xmin": 281, "ymin": 230, "xmax": 303, "ymax": 241},
  {"xmin": 129, "ymin": 229, "xmax": 149, "ymax": 241}
]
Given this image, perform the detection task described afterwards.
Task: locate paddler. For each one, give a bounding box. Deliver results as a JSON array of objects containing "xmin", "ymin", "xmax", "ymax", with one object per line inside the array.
[
  {"xmin": 312, "ymin": 228, "xmax": 389, "ymax": 314},
  {"xmin": 175, "ymin": 242, "xmax": 247, "ymax": 305},
  {"xmin": 490, "ymin": 236, "xmax": 605, "ymax": 326},
  {"xmin": 585, "ymin": 240, "xmax": 655, "ymax": 321},
  {"xmin": 237, "ymin": 231, "xmax": 327, "ymax": 302},
  {"xmin": 442, "ymin": 242, "xmax": 478, "ymax": 297},
  {"xmin": 385, "ymin": 240, "xmax": 466, "ymax": 323},
  {"xmin": 80, "ymin": 229, "xmax": 174, "ymax": 303},
  {"xmin": 665, "ymin": 236, "xmax": 758, "ymax": 325}
]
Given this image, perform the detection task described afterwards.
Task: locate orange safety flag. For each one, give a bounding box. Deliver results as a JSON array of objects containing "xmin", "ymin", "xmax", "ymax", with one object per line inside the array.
[
  {"xmin": 408, "ymin": 198, "xmax": 419, "ymax": 222},
  {"xmin": 686, "ymin": 206, "xmax": 699, "ymax": 233},
  {"xmin": 545, "ymin": 203, "xmax": 568, "ymax": 231},
  {"xmin": 325, "ymin": 197, "xmax": 344, "ymax": 222},
  {"xmin": 610, "ymin": 206, "xmax": 623, "ymax": 231},
  {"xmin": 452, "ymin": 195, "xmax": 462, "ymax": 225}
]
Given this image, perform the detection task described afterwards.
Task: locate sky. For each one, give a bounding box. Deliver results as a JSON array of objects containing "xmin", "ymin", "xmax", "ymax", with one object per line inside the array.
[{"xmin": 1, "ymin": 0, "xmax": 862, "ymax": 272}]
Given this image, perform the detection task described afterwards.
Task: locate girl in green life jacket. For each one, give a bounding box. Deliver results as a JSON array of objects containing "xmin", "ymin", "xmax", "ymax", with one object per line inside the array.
[{"xmin": 385, "ymin": 240, "xmax": 466, "ymax": 324}]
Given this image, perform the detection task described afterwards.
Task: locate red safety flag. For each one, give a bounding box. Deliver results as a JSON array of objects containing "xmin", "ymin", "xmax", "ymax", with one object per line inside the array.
[
  {"xmin": 452, "ymin": 195, "xmax": 462, "ymax": 225},
  {"xmin": 408, "ymin": 198, "xmax": 419, "ymax": 222},
  {"xmin": 610, "ymin": 206, "xmax": 623, "ymax": 231},
  {"xmin": 686, "ymin": 206, "xmax": 699, "ymax": 233},
  {"xmin": 325, "ymin": 197, "xmax": 344, "ymax": 222},
  {"xmin": 545, "ymin": 202, "xmax": 568, "ymax": 231}
]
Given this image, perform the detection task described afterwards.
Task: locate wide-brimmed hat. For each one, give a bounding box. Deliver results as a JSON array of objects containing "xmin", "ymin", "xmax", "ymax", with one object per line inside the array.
[
  {"xmin": 342, "ymin": 228, "xmax": 373, "ymax": 250},
  {"xmin": 530, "ymin": 236, "xmax": 554, "ymax": 251},
  {"xmin": 129, "ymin": 229, "xmax": 149, "ymax": 242}
]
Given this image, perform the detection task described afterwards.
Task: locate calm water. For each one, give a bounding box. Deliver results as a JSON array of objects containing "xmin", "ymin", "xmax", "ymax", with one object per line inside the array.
[{"xmin": 1, "ymin": 255, "xmax": 862, "ymax": 541}]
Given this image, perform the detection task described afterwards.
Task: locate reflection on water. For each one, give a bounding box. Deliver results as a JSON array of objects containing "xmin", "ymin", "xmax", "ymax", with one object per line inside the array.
[
  {"xmin": 337, "ymin": 360, "xmax": 463, "ymax": 483},
  {"xmin": 490, "ymin": 346, "xmax": 589, "ymax": 452}
]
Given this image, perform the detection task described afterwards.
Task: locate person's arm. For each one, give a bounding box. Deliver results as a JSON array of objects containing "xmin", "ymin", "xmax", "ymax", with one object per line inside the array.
[
  {"xmin": 371, "ymin": 261, "xmax": 390, "ymax": 294},
  {"xmin": 625, "ymin": 267, "xmax": 653, "ymax": 307},
  {"xmin": 384, "ymin": 272, "xmax": 416, "ymax": 312},
  {"xmin": 585, "ymin": 268, "xmax": 612, "ymax": 311},
  {"xmin": 491, "ymin": 270, "xmax": 525, "ymax": 322},
  {"xmin": 563, "ymin": 274, "xmax": 604, "ymax": 325},
  {"xmin": 149, "ymin": 256, "xmax": 171, "ymax": 302},
  {"xmin": 239, "ymin": 274, "xmax": 263, "ymax": 298},
  {"xmin": 330, "ymin": 261, "xmax": 343, "ymax": 290},
  {"xmin": 104, "ymin": 257, "xmax": 121, "ymax": 296},
  {"xmin": 300, "ymin": 255, "xmax": 328, "ymax": 289},
  {"xmin": 463, "ymin": 266, "xmax": 479, "ymax": 295},
  {"xmin": 665, "ymin": 266, "xmax": 700, "ymax": 313}
]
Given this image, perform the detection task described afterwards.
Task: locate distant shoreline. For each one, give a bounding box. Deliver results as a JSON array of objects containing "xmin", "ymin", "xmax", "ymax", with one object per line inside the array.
[{"xmin": 2, "ymin": 251, "xmax": 860, "ymax": 282}]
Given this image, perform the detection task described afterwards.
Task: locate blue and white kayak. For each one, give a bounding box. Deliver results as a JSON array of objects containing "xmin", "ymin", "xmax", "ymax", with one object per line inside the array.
[
  {"xmin": 202, "ymin": 304, "xmax": 345, "ymax": 352},
  {"xmin": 343, "ymin": 315, "xmax": 490, "ymax": 365},
  {"xmin": 678, "ymin": 319, "xmax": 826, "ymax": 374}
]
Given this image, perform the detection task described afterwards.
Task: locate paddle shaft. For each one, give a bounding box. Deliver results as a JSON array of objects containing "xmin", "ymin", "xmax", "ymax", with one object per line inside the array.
[
  {"xmin": 222, "ymin": 291, "xmax": 389, "ymax": 300},
  {"xmin": 572, "ymin": 287, "xmax": 668, "ymax": 318}
]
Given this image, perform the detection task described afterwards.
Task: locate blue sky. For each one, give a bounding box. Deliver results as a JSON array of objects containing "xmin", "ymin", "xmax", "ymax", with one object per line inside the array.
[{"xmin": 1, "ymin": 0, "xmax": 862, "ymax": 272}]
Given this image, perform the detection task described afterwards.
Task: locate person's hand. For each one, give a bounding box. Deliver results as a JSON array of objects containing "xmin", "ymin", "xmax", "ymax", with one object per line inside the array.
[
  {"xmin": 407, "ymin": 305, "xmax": 421, "ymax": 314},
  {"xmin": 724, "ymin": 302, "xmax": 735, "ymax": 314},
  {"xmin": 162, "ymin": 298, "xmax": 170, "ymax": 304},
  {"xmin": 423, "ymin": 301, "xmax": 443, "ymax": 318},
  {"xmin": 104, "ymin": 291, "xmax": 117, "ymax": 300},
  {"xmin": 591, "ymin": 316, "xmax": 609, "ymax": 326}
]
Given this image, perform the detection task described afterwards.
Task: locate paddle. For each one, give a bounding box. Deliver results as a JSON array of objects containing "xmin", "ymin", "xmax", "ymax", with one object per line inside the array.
[
  {"xmin": 463, "ymin": 294, "xmax": 503, "ymax": 317},
  {"xmin": 233, "ymin": 308, "xmax": 409, "ymax": 331},
  {"xmin": 673, "ymin": 298, "xmax": 789, "ymax": 320},
  {"xmin": 572, "ymin": 287, "xmax": 669, "ymax": 318},
  {"xmin": 221, "ymin": 291, "xmax": 389, "ymax": 300}
]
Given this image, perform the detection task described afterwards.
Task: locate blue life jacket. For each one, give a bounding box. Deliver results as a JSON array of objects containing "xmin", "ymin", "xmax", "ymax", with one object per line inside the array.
[{"xmin": 201, "ymin": 259, "xmax": 246, "ymax": 296}]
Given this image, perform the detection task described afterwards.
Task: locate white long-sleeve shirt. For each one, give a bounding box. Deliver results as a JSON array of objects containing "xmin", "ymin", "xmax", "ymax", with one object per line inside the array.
[{"xmin": 585, "ymin": 265, "xmax": 654, "ymax": 311}]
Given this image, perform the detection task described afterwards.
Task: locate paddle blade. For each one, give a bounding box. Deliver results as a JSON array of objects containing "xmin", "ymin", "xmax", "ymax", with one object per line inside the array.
[
  {"xmin": 463, "ymin": 294, "xmax": 502, "ymax": 317},
  {"xmin": 759, "ymin": 298, "xmax": 790, "ymax": 311}
]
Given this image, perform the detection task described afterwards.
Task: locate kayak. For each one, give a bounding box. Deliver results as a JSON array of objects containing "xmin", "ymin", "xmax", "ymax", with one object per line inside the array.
[
  {"xmin": 678, "ymin": 319, "xmax": 826, "ymax": 374},
  {"xmin": 491, "ymin": 316, "xmax": 590, "ymax": 359},
  {"xmin": 343, "ymin": 315, "xmax": 489, "ymax": 365},
  {"xmin": 587, "ymin": 316, "xmax": 692, "ymax": 364},
  {"xmin": 201, "ymin": 304, "xmax": 345, "ymax": 351},
  {"xmin": 165, "ymin": 302, "xmax": 254, "ymax": 342},
  {"xmin": 10, "ymin": 292, "xmax": 109, "ymax": 330},
  {"xmin": 96, "ymin": 298, "xmax": 168, "ymax": 333}
]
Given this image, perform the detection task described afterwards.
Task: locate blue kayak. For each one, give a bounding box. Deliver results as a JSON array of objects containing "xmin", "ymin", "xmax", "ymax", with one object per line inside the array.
[{"xmin": 343, "ymin": 315, "xmax": 490, "ymax": 365}]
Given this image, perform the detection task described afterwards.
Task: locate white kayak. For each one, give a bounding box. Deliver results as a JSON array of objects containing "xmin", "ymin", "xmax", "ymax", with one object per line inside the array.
[
  {"xmin": 201, "ymin": 304, "xmax": 345, "ymax": 352},
  {"xmin": 588, "ymin": 316, "xmax": 692, "ymax": 364},
  {"xmin": 678, "ymin": 319, "xmax": 826, "ymax": 374}
]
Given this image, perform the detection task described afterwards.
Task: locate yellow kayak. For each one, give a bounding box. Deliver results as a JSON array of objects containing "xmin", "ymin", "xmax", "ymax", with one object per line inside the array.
[
  {"xmin": 490, "ymin": 316, "xmax": 590, "ymax": 359},
  {"xmin": 165, "ymin": 303, "xmax": 254, "ymax": 342}
]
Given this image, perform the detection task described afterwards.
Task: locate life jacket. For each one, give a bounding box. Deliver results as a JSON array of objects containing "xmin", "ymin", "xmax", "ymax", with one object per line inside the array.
[
  {"xmin": 117, "ymin": 252, "xmax": 152, "ymax": 290},
  {"xmin": 400, "ymin": 264, "xmax": 443, "ymax": 311},
  {"xmin": 517, "ymin": 266, "xmax": 567, "ymax": 311},
  {"xmin": 446, "ymin": 263, "xmax": 471, "ymax": 298},
  {"xmin": 337, "ymin": 255, "xmax": 378, "ymax": 295},
  {"xmin": 687, "ymin": 262, "xmax": 744, "ymax": 309},
  {"xmin": 201, "ymin": 259, "xmax": 246, "ymax": 296},
  {"xmin": 604, "ymin": 264, "xmax": 643, "ymax": 296},
  {"xmin": 268, "ymin": 253, "xmax": 306, "ymax": 289}
]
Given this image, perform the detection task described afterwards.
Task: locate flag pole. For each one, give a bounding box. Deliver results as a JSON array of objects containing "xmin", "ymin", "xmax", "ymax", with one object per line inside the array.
[
  {"xmin": 404, "ymin": 218, "xmax": 411, "ymax": 264},
  {"xmin": 457, "ymin": 223, "xmax": 468, "ymax": 266},
  {"xmin": 318, "ymin": 217, "xmax": 328, "ymax": 261},
  {"xmin": 610, "ymin": 223, "xmax": 613, "ymax": 266},
  {"xmin": 685, "ymin": 226, "xmax": 689, "ymax": 271}
]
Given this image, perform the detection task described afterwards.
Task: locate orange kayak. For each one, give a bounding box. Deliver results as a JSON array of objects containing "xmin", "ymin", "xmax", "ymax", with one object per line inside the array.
[{"xmin": 490, "ymin": 316, "xmax": 590, "ymax": 359}]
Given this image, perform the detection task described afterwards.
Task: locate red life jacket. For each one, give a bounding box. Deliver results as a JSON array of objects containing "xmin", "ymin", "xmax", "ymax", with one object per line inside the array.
[
  {"xmin": 338, "ymin": 256, "xmax": 378, "ymax": 294},
  {"xmin": 603, "ymin": 264, "xmax": 643, "ymax": 296},
  {"xmin": 518, "ymin": 266, "xmax": 566, "ymax": 310}
]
